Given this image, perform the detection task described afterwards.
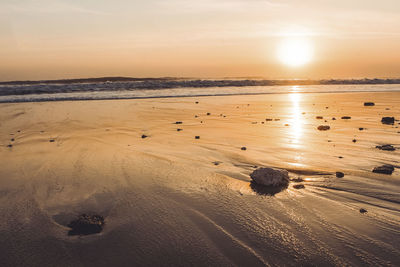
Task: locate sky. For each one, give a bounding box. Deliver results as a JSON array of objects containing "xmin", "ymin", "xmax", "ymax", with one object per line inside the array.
[{"xmin": 1, "ymin": 0, "xmax": 400, "ymax": 81}]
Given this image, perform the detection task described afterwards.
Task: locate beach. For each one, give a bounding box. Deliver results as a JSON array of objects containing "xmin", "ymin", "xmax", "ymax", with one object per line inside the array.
[{"xmin": 0, "ymin": 91, "xmax": 399, "ymax": 266}]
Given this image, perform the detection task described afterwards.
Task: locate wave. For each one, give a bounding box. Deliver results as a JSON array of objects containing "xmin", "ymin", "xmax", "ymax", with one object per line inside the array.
[{"xmin": 0, "ymin": 78, "xmax": 399, "ymax": 103}]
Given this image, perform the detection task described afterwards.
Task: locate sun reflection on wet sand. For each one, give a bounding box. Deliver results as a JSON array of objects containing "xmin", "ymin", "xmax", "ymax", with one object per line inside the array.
[{"xmin": 289, "ymin": 91, "xmax": 303, "ymax": 145}]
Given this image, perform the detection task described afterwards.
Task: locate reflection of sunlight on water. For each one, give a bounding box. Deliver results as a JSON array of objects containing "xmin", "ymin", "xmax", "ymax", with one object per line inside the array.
[
  {"xmin": 291, "ymin": 85, "xmax": 300, "ymax": 92},
  {"xmin": 289, "ymin": 92, "xmax": 303, "ymax": 146}
]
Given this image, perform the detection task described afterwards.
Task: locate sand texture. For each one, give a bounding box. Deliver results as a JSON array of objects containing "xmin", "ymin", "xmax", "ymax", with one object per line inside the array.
[{"xmin": 0, "ymin": 92, "xmax": 399, "ymax": 266}]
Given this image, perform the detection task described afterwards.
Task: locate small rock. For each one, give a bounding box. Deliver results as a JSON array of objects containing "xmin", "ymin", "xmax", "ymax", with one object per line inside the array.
[
  {"xmin": 376, "ymin": 144, "xmax": 395, "ymax": 151},
  {"xmin": 174, "ymin": 121, "xmax": 183, "ymax": 124},
  {"xmin": 250, "ymin": 167, "xmax": 289, "ymax": 187},
  {"xmin": 359, "ymin": 208, "xmax": 368, "ymax": 214},
  {"xmin": 332, "ymin": 117, "xmax": 336, "ymax": 120},
  {"xmin": 359, "ymin": 128, "xmax": 364, "ymax": 131},
  {"xmin": 195, "ymin": 136, "xmax": 200, "ymax": 139},
  {"xmin": 336, "ymin": 172, "xmax": 344, "ymax": 178},
  {"xmin": 177, "ymin": 128, "xmax": 183, "ymax": 132},
  {"xmin": 317, "ymin": 125, "xmax": 330, "ymax": 131},
  {"xmin": 7, "ymin": 144, "xmax": 12, "ymax": 148},
  {"xmin": 241, "ymin": 147, "xmax": 247, "ymax": 150},
  {"xmin": 364, "ymin": 102, "xmax": 375, "ymax": 106},
  {"xmin": 341, "ymin": 116, "xmax": 351, "ymax": 120},
  {"xmin": 195, "ymin": 101, "xmax": 199, "ymax": 104},
  {"xmin": 372, "ymin": 164, "xmax": 394, "ymax": 175},
  {"xmin": 316, "ymin": 116, "xmax": 323, "ymax": 119},
  {"xmin": 266, "ymin": 119, "xmax": 273, "ymax": 121},
  {"xmin": 67, "ymin": 214, "xmax": 105, "ymax": 236},
  {"xmin": 352, "ymin": 139, "xmax": 357, "ymax": 143},
  {"xmin": 293, "ymin": 184, "xmax": 305, "ymax": 189},
  {"xmin": 10, "ymin": 138, "xmax": 15, "ymax": 142},
  {"xmin": 141, "ymin": 134, "xmax": 148, "ymax": 139},
  {"xmin": 206, "ymin": 113, "xmax": 211, "ymax": 116},
  {"xmin": 49, "ymin": 139, "xmax": 55, "ymax": 142},
  {"xmin": 291, "ymin": 178, "xmax": 304, "ymax": 182},
  {"xmin": 381, "ymin": 117, "xmax": 395, "ymax": 125}
]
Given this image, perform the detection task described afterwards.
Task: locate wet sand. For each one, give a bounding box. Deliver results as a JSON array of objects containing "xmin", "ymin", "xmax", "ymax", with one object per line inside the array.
[{"xmin": 0, "ymin": 92, "xmax": 399, "ymax": 266}]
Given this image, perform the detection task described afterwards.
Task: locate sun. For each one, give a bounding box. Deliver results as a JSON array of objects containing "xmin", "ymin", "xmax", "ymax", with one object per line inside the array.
[{"xmin": 277, "ymin": 37, "xmax": 313, "ymax": 67}]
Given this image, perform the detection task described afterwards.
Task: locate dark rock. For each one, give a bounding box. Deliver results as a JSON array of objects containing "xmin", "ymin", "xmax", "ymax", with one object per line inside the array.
[
  {"xmin": 212, "ymin": 161, "xmax": 221, "ymax": 166},
  {"xmin": 266, "ymin": 119, "xmax": 273, "ymax": 121},
  {"xmin": 195, "ymin": 136, "xmax": 200, "ymax": 139},
  {"xmin": 250, "ymin": 167, "xmax": 290, "ymax": 187},
  {"xmin": 341, "ymin": 116, "xmax": 351, "ymax": 119},
  {"xmin": 372, "ymin": 164, "xmax": 395, "ymax": 175},
  {"xmin": 49, "ymin": 139, "xmax": 55, "ymax": 142},
  {"xmin": 206, "ymin": 113, "xmax": 211, "ymax": 116},
  {"xmin": 291, "ymin": 178, "xmax": 304, "ymax": 182},
  {"xmin": 338, "ymin": 156, "xmax": 343, "ymax": 159},
  {"xmin": 10, "ymin": 138, "xmax": 15, "ymax": 142},
  {"xmin": 359, "ymin": 128, "xmax": 364, "ymax": 131},
  {"xmin": 316, "ymin": 116, "xmax": 323, "ymax": 119},
  {"xmin": 141, "ymin": 134, "xmax": 148, "ymax": 139},
  {"xmin": 352, "ymin": 139, "xmax": 357, "ymax": 143},
  {"xmin": 195, "ymin": 101, "xmax": 199, "ymax": 104},
  {"xmin": 364, "ymin": 102, "xmax": 375, "ymax": 106},
  {"xmin": 7, "ymin": 144, "xmax": 12, "ymax": 148},
  {"xmin": 336, "ymin": 172, "xmax": 344, "ymax": 178},
  {"xmin": 241, "ymin": 147, "xmax": 247, "ymax": 150},
  {"xmin": 174, "ymin": 121, "xmax": 183, "ymax": 124},
  {"xmin": 381, "ymin": 117, "xmax": 395, "ymax": 125},
  {"xmin": 317, "ymin": 125, "xmax": 330, "ymax": 131},
  {"xmin": 376, "ymin": 144, "xmax": 395, "ymax": 151},
  {"xmin": 177, "ymin": 128, "xmax": 183, "ymax": 132},
  {"xmin": 67, "ymin": 214, "xmax": 105, "ymax": 236},
  {"xmin": 332, "ymin": 117, "xmax": 336, "ymax": 120},
  {"xmin": 293, "ymin": 184, "xmax": 305, "ymax": 189},
  {"xmin": 359, "ymin": 208, "xmax": 368, "ymax": 214}
]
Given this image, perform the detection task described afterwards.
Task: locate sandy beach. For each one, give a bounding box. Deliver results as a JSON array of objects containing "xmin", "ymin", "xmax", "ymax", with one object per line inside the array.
[{"xmin": 0, "ymin": 91, "xmax": 399, "ymax": 266}]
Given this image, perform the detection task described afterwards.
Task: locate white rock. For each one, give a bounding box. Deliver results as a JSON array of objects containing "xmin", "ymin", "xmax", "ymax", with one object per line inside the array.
[{"xmin": 250, "ymin": 167, "xmax": 289, "ymax": 187}]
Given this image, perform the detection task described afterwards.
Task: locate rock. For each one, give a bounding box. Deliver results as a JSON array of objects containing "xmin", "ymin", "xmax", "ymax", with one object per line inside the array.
[
  {"xmin": 195, "ymin": 101, "xmax": 199, "ymax": 104},
  {"xmin": 177, "ymin": 128, "xmax": 183, "ymax": 132},
  {"xmin": 316, "ymin": 116, "xmax": 323, "ymax": 119},
  {"xmin": 352, "ymin": 139, "xmax": 357, "ymax": 143},
  {"xmin": 10, "ymin": 138, "xmax": 15, "ymax": 142},
  {"xmin": 206, "ymin": 113, "xmax": 211, "ymax": 116},
  {"xmin": 336, "ymin": 172, "xmax": 344, "ymax": 178},
  {"xmin": 67, "ymin": 214, "xmax": 105, "ymax": 236},
  {"xmin": 293, "ymin": 184, "xmax": 305, "ymax": 189},
  {"xmin": 372, "ymin": 164, "xmax": 395, "ymax": 175},
  {"xmin": 291, "ymin": 178, "xmax": 304, "ymax": 182},
  {"xmin": 195, "ymin": 136, "xmax": 200, "ymax": 139},
  {"xmin": 266, "ymin": 119, "xmax": 273, "ymax": 121},
  {"xmin": 364, "ymin": 102, "xmax": 375, "ymax": 106},
  {"xmin": 241, "ymin": 147, "xmax": 247, "ymax": 150},
  {"xmin": 381, "ymin": 117, "xmax": 395, "ymax": 125},
  {"xmin": 250, "ymin": 167, "xmax": 289, "ymax": 187},
  {"xmin": 7, "ymin": 144, "xmax": 12, "ymax": 148},
  {"xmin": 49, "ymin": 139, "xmax": 55, "ymax": 142},
  {"xmin": 332, "ymin": 117, "xmax": 336, "ymax": 120},
  {"xmin": 317, "ymin": 125, "xmax": 330, "ymax": 131},
  {"xmin": 359, "ymin": 208, "xmax": 368, "ymax": 214},
  {"xmin": 141, "ymin": 134, "xmax": 148, "ymax": 139},
  {"xmin": 341, "ymin": 116, "xmax": 351, "ymax": 119},
  {"xmin": 376, "ymin": 144, "xmax": 395, "ymax": 151},
  {"xmin": 174, "ymin": 121, "xmax": 183, "ymax": 124},
  {"xmin": 359, "ymin": 128, "xmax": 364, "ymax": 131}
]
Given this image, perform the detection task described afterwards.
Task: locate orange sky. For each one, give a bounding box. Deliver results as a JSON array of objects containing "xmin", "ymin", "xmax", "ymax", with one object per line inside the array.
[{"xmin": 1, "ymin": 0, "xmax": 400, "ymax": 81}]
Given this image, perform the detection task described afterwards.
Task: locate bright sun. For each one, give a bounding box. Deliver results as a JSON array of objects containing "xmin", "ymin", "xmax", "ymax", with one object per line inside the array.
[{"xmin": 277, "ymin": 37, "xmax": 313, "ymax": 67}]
